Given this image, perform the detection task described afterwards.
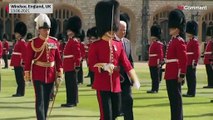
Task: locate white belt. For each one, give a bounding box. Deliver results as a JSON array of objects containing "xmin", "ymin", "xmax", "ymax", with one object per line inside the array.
[
  {"xmin": 3, "ymin": 48, "xmax": 6, "ymax": 50},
  {"xmin": 186, "ymin": 52, "xmax": 194, "ymax": 55},
  {"xmin": 149, "ymin": 54, "xmax": 157, "ymax": 57},
  {"xmin": 12, "ymin": 52, "xmax": 22, "ymax": 55},
  {"xmin": 63, "ymin": 55, "xmax": 74, "ymax": 59},
  {"xmin": 165, "ymin": 59, "xmax": 178, "ymax": 63},
  {"xmin": 204, "ymin": 52, "xmax": 212, "ymax": 55}
]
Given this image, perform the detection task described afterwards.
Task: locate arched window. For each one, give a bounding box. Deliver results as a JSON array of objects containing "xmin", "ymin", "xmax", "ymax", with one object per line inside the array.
[
  {"xmin": 201, "ymin": 11, "xmax": 213, "ymax": 42},
  {"xmin": 5, "ymin": 19, "xmax": 11, "ymax": 39},
  {"xmin": 63, "ymin": 19, "xmax": 68, "ymax": 34},
  {"xmin": 202, "ymin": 22, "xmax": 207, "ymax": 42},
  {"xmin": 153, "ymin": 10, "xmax": 171, "ymax": 42},
  {"xmin": 49, "ymin": 8, "xmax": 76, "ymax": 36},
  {"xmin": 0, "ymin": 5, "xmax": 21, "ymax": 40}
]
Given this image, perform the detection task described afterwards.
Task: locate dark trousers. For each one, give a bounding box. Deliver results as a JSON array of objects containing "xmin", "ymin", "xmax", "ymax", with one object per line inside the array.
[
  {"xmin": 65, "ymin": 71, "xmax": 78, "ymax": 104},
  {"xmin": 14, "ymin": 66, "xmax": 25, "ymax": 95},
  {"xmin": 78, "ymin": 62, "xmax": 83, "ymax": 84},
  {"xmin": 97, "ymin": 91, "xmax": 120, "ymax": 120},
  {"xmin": 166, "ymin": 80, "xmax": 183, "ymax": 120},
  {"xmin": 186, "ymin": 65, "xmax": 196, "ymax": 95},
  {"xmin": 90, "ymin": 71, "xmax": 94, "ymax": 85},
  {"xmin": 2, "ymin": 54, "xmax": 8, "ymax": 68},
  {"xmin": 33, "ymin": 81, "xmax": 53, "ymax": 120},
  {"xmin": 121, "ymin": 84, "xmax": 133, "ymax": 120},
  {"xmin": 149, "ymin": 66, "xmax": 160, "ymax": 91},
  {"xmin": 205, "ymin": 64, "xmax": 213, "ymax": 86}
]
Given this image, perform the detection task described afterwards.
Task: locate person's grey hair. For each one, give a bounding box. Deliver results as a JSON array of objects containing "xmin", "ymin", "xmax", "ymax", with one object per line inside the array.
[{"xmin": 120, "ymin": 21, "xmax": 127, "ymax": 28}]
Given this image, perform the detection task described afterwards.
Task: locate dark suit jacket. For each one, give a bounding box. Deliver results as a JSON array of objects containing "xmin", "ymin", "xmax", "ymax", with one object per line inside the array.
[{"xmin": 120, "ymin": 37, "xmax": 134, "ymax": 85}]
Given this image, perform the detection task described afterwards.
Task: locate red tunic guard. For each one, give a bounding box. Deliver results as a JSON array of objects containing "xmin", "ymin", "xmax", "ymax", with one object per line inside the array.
[
  {"xmin": 164, "ymin": 36, "xmax": 187, "ymax": 80},
  {"xmin": 148, "ymin": 41, "xmax": 164, "ymax": 66},
  {"xmin": 25, "ymin": 36, "xmax": 63, "ymax": 83},
  {"xmin": 10, "ymin": 39, "xmax": 27, "ymax": 66}
]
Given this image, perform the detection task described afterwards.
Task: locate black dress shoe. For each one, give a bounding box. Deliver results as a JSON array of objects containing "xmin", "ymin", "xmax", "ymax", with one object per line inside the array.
[
  {"xmin": 146, "ymin": 90, "xmax": 158, "ymax": 93},
  {"xmin": 84, "ymin": 76, "xmax": 89, "ymax": 78},
  {"xmin": 2, "ymin": 67, "xmax": 8, "ymax": 69},
  {"xmin": 210, "ymin": 100, "xmax": 213, "ymax": 103},
  {"xmin": 61, "ymin": 103, "xmax": 76, "ymax": 107},
  {"xmin": 203, "ymin": 86, "xmax": 213, "ymax": 88},
  {"xmin": 117, "ymin": 112, "xmax": 124, "ymax": 117},
  {"xmin": 182, "ymin": 94, "xmax": 195, "ymax": 97},
  {"xmin": 12, "ymin": 94, "xmax": 24, "ymax": 97},
  {"xmin": 86, "ymin": 84, "xmax": 92, "ymax": 87}
]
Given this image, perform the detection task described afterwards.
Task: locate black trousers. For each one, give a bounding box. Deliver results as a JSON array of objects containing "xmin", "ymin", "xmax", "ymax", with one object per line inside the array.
[
  {"xmin": 149, "ymin": 66, "xmax": 160, "ymax": 91},
  {"xmin": 2, "ymin": 54, "xmax": 8, "ymax": 68},
  {"xmin": 186, "ymin": 65, "xmax": 196, "ymax": 95},
  {"xmin": 166, "ymin": 80, "xmax": 183, "ymax": 120},
  {"xmin": 14, "ymin": 66, "xmax": 25, "ymax": 95},
  {"xmin": 78, "ymin": 62, "xmax": 83, "ymax": 84},
  {"xmin": 65, "ymin": 71, "xmax": 78, "ymax": 104},
  {"xmin": 121, "ymin": 84, "xmax": 133, "ymax": 120},
  {"xmin": 90, "ymin": 71, "xmax": 94, "ymax": 85},
  {"xmin": 97, "ymin": 91, "xmax": 120, "ymax": 120},
  {"xmin": 205, "ymin": 64, "xmax": 213, "ymax": 86},
  {"xmin": 33, "ymin": 81, "xmax": 53, "ymax": 120}
]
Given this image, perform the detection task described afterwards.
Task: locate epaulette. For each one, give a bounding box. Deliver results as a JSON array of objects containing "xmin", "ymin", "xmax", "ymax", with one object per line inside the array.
[
  {"xmin": 157, "ymin": 41, "xmax": 163, "ymax": 45},
  {"xmin": 49, "ymin": 36, "xmax": 58, "ymax": 41},
  {"xmin": 177, "ymin": 36, "xmax": 184, "ymax": 42},
  {"xmin": 93, "ymin": 39, "xmax": 101, "ymax": 43},
  {"xmin": 28, "ymin": 37, "xmax": 37, "ymax": 42}
]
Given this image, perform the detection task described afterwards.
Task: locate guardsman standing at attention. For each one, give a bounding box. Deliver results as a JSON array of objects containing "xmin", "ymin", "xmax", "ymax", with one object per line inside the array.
[
  {"xmin": 78, "ymin": 30, "xmax": 86, "ymax": 84},
  {"xmin": 57, "ymin": 33, "xmax": 66, "ymax": 58},
  {"xmin": 203, "ymin": 26, "xmax": 213, "ymax": 88},
  {"xmin": 147, "ymin": 25, "xmax": 164, "ymax": 94},
  {"xmin": 89, "ymin": 1, "xmax": 140, "ymax": 120},
  {"xmin": 2, "ymin": 34, "xmax": 9, "ymax": 69},
  {"xmin": 86, "ymin": 27, "xmax": 98, "ymax": 87},
  {"xmin": 61, "ymin": 16, "xmax": 81, "ymax": 107},
  {"xmin": 182, "ymin": 20, "xmax": 200, "ymax": 97},
  {"xmin": 24, "ymin": 14, "xmax": 63, "ymax": 120},
  {"xmin": 10, "ymin": 22, "xmax": 27, "ymax": 97},
  {"xmin": 165, "ymin": 9, "xmax": 187, "ymax": 120}
]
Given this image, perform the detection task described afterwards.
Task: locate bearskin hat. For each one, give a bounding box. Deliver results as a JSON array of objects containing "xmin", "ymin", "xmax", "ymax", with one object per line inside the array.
[
  {"xmin": 86, "ymin": 28, "xmax": 92, "ymax": 37},
  {"xmin": 79, "ymin": 30, "xmax": 85, "ymax": 42},
  {"xmin": 2, "ymin": 33, "xmax": 8, "ymax": 40},
  {"xmin": 151, "ymin": 25, "xmax": 161, "ymax": 40},
  {"xmin": 168, "ymin": 9, "xmax": 186, "ymax": 32},
  {"xmin": 14, "ymin": 22, "xmax": 27, "ymax": 37},
  {"xmin": 34, "ymin": 13, "xmax": 51, "ymax": 30},
  {"xmin": 49, "ymin": 18, "xmax": 58, "ymax": 37},
  {"xmin": 206, "ymin": 26, "xmax": 213, "ymax": 37},
  {"xmin": 26, "ymin": 33, "xmax": 33, "ymax": 40},
  {"xmin": 186, "ymin": 20, "xmax": 198, "ymax": 36},
  {"xmin": 89, "ymin": 27, "xmax": 98, "ymax": 38},
  {"xmin": 66, "ymin": 16, "xmax": 82, "ymax": 36},
  {"xmin": 95, "ymin": 0, "xmax": 120, "ymax": 37}
]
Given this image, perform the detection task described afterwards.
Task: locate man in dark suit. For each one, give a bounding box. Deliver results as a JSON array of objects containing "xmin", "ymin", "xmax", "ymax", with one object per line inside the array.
[{"xmin": 115, "ymin": 20, "xmax": 134, "ymax": 120}]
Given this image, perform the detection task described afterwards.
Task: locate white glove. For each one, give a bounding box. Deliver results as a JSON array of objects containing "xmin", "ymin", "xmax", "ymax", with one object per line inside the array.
[
  {"xmin": 56, "ymin": 77, "xmax": 63, "ymax": 87},
  {"xmin": 133, "ymin": 80, "xmax": 140, "ymax": 90},
  {"xmin": 103, "ymin": 63, "xmax": 115, "ymax": 74}
]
